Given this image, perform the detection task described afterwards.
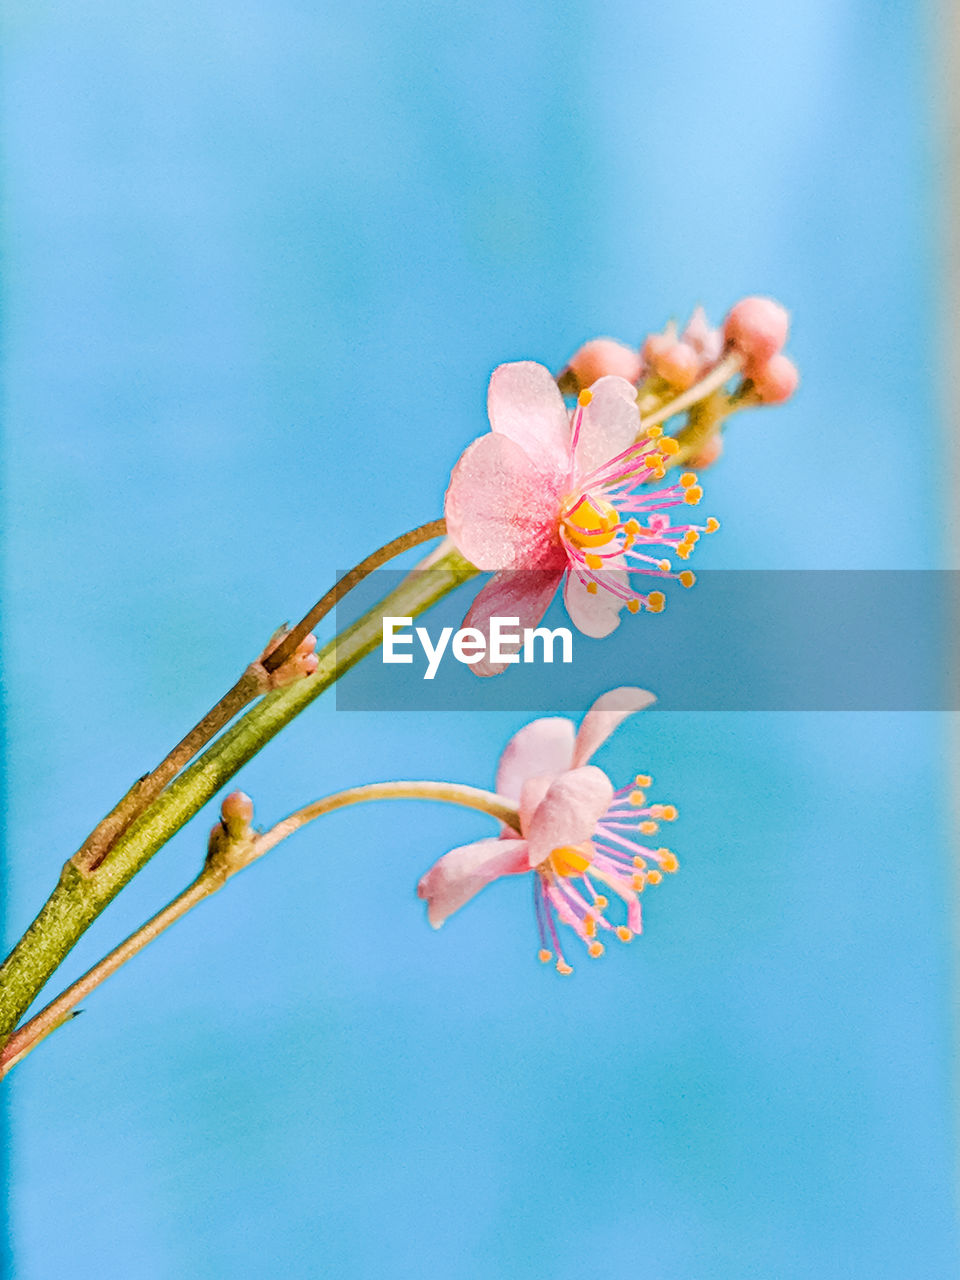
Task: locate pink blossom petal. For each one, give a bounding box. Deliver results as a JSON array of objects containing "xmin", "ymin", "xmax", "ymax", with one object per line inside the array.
[
  {"xmin": 518, "ymin": 773, "xmax": 556, "ymax": 836},
  {"xmin": 487, "ymin": 361, "xmax": 571, "ymax": 475},
  {"xmin": 417, "ymin": 837, "xmax": 530, "ymax": 928},
  {"xmin": 681, "ymin": 305, "xmax": 723, "ymax": 366},
  {"xmin": 573, "ymin": 375, "xmax": 641, "ymax": 478},
  {"xmin": 563, "ymin": 568, "xmax": 628, "ymax": 639},
  {"xmin": 445, "ymin": 433, "xmax": 562, "ymax": 571},
  {"xmin": 462, "ymin": 566, "xmax": 565, "ymax": 676},
  {"xmin": 495, "ymin": 717, "xmax": 576, "ymax": 803},
  {"xmin": 572, "ymin": 686, "xmax": 656, "ymax": 767},
  {"xmin": 525, "ymin": 765, "xmax": 615, "ymax": 868}
]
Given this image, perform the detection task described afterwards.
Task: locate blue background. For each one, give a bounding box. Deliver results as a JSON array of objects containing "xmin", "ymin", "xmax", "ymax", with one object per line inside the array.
[{"xmin": 3, "ymin": 1, "xmax": 957, "ymax": 1277}]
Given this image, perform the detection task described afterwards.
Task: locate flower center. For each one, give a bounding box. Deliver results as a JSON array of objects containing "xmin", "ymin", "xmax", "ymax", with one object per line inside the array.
[
  {"xmin": 560, "ymin": 494, "xmax": 620, "ymax": 549},
  {"xmin": 548, "ymin": 843, "xmax": 594, "ymax": 877}
]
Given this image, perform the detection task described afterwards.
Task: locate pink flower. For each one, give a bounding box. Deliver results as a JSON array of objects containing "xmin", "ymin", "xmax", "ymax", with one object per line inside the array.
[
  {"xmin": 417, "ymin": 688, "xmax": 680, "ymax": 974},
  {"xmin": 444, "ymin": 362, "xmax": 717, "ymax": 674}
]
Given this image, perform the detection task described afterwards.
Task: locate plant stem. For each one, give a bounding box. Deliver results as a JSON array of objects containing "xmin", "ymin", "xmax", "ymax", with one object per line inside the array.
[
  {"xmin": 0, "ymin": 780, "xmax": 517, "ymax": 1076},
  {"xmin": 71, "ymin": 519, "xmax": 447, "ymax": 876},
  {"xmin": 0, "ymin": 546, "xmax": 478, "ymax": 1043},
  {"xmin": 260, "ymin": 518, "xmax": 447, "ymax": 673}
]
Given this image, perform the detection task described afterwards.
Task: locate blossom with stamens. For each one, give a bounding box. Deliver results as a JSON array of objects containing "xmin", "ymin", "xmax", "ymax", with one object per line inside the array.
[
  {"xmin": 417, "ymin": 687, "xmax": 680, "ymax": 973},
  {"xmin": 444, "ymin": 362, "xmax": 717, "ymax": 674}
]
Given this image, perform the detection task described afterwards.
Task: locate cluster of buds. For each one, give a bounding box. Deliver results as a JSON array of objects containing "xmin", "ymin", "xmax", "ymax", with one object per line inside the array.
[{"xmin": 558, "ymin": 296, "xmax": 798, "ymax": 471}]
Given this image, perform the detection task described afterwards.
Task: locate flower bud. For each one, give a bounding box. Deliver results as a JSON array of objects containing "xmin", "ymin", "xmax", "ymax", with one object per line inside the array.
[
  {"xmin": 723, "ymin": 296, "xmax": 790, "ymax": 364},
  {"xmin": 220, "ymin": 790, "xmax": 254, "ymax": 838},
  {"xmin": 687, "ymin": 432, "xmax": 724, "ymax": 469},
  {"xmin": 562, "ymin": 338, "xmax": 643, "ymax": 389},
  {"xmin": 748, "ymin": 353, "xmax": 799, "ymax": 404},
  {"xmin": 650, "ymin": 341, "xmax": 699, "ymax": 390}
]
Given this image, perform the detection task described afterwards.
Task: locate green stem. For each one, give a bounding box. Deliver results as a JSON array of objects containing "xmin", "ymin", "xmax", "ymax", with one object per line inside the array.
[{"xmin": 0, "ymin": 546, "xmax": 477, "ymax": 1042}]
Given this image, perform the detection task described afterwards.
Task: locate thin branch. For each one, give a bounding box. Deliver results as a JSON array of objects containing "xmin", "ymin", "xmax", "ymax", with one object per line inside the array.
[
  {"xmin": 1, "ymin": 779, "xmax": 517, "ymax": 1077},
  {"xmin": 71, "ymin": 518, "xmax": 447, "ymax": 874},
  {"xmin": 261, "ymin": 518, "xmax": 447, "ymax": 672},
  {"xmin": 0, "ymin": 545, "xmax": 478, "ymax": 1042}
]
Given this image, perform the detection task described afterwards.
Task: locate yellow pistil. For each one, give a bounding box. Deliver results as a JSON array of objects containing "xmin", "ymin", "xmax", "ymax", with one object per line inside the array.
[
  {"xmin": 549, "ymin": 843, "xmax": 593, "ymax": 877},
  {"xmin": 561, "ymin": 494, "xmax": 620, "ymax": 549}
]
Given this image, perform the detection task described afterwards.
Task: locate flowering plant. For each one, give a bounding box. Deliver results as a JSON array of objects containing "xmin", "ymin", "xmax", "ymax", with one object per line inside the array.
[{"xmin": 0, "ymin": 296, "xmax": 795, "ymax": 1076}]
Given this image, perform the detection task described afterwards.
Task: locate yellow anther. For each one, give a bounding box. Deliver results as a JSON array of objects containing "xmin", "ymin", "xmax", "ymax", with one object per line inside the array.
[
  {"xmin": 586, "ymin": 582, "xmax": 598, "ymax": 595},
  {"xmin": 658, "ymin": 559, "xmax": 671, "ymax": 572},
  {"xmin": 616, "ymin": 926, "xmax": 633, "ymax": 943},
  {"xmin": 588, "ymin": 941, "xmax": 605, "ymax": 958},
  {"xmin": 679, "ymin": 570, "xmax": 696, "ymax": 588},
  {"xmin": 562, "ymin": 494, "xmax": 620, "ymax": 549},
  {"xmin": 629, "ymin": 790, "xmax": 646, "ymax": 807},
  {"xmin": 556, "ymin": 961, "xmax": 574, "ymax": 975},
  {"xmin": 646, "ymin": 425, "xmax": 663, "ymax": 439},
  {"xmin": 584, "ymin": 916, "xmax": 597, "ymax": 938},
  {"xmin": 549, "ymin": 844, "xmax": 592, "ymax": 877},
  {"xmin": 661, "ymin": 805, "xmax": 678, "ymax": 821},
  {"xmin": 538, "ymin": 949, "xmax": 553, "ymax": 964},
  {"xmin": 593, "ymin": 895, "xmax": 608, "ymax": 910},
  {"xmin": 651, "ymin": 466, "xmax": 666, "ymax": 480},
  {"xmin": 578, "ymin": 389, "xmax": 594, "ymax": 407},
  {"xmin": 660, "ymin": 437, "xmax": 680, "ymax": 455},
  {"xmin": 632, "ymin": 875, "xmax": 646, "ymax": 891},
  {"xmin": 646, "ymin": 869, "xmax": 662, "ymax": 886},
  {"xmin": 585, "ymin": 553, "xmax": 603, "ymax": 569},
  {"xmin": 646, "ymin": 453, "xmax": 664, "ymax": 470},
  {"xmin": 633, "ymin": 856, "xmax": 647, "ymax": 869},
  {"xmin": 684, "ymin": 530, "xmax": 700, "ymax": 544},
  {"xmin": 705, "ymin": 516, "xmax": 720, "ymax": 533},
  {"xmin": 680, "ymin": 472, "xmax": 698, "ymax": 487},
  {"xmin": 647, "ymin": 591, "xmax": 665, "ymax": 612},
  {"xmin": 659, "ymin": 851, "xmax": 679, "ymax": 873},
  {"xmin": 625, "ymin": 517, "xmax": 641, "ymax": 535},
  {"xmin": 627, "ymin": 598, "xmax": 640, "ymax": 614},
  {"xmin": 635, "ymin": 774, "xmax": 652, "ymax": 788},
  {"xmin": 676, "ymin": 543, "xmax": 692, "ymax": 560},
  {"xmin": 639, "ymin": 821, "xmax": 659, "ymax": 836},
  {"xmin": 684, "ymin": 486, "xmax": 703, "ymax": 505}
]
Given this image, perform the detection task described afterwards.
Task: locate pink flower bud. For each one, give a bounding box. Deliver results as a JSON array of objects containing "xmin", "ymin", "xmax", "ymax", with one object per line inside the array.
[
  {"xmin": 723, "ymin": 296, "xmax": 790, "ymax": 364},
  {"xmin": 650, "ymin": 341, "xmax": 699, "ymax": 391},
  {"xmin": 687, "ymin": 432, "xmax": 724, "ymax": 469},
  {"xmin": 641, "ymin": 332, "xmax": 674, "ymax": 366},
  {"xmin": 563, "ymin": 338, "xmax": 643, "ymax": 388},
  {"xmin": 220, "ymin": 790, "xmax": 254, "ymax": 838},
  {"xmin": 748, "ymin": 353, "xmax": 799, "ymax": 404}
]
